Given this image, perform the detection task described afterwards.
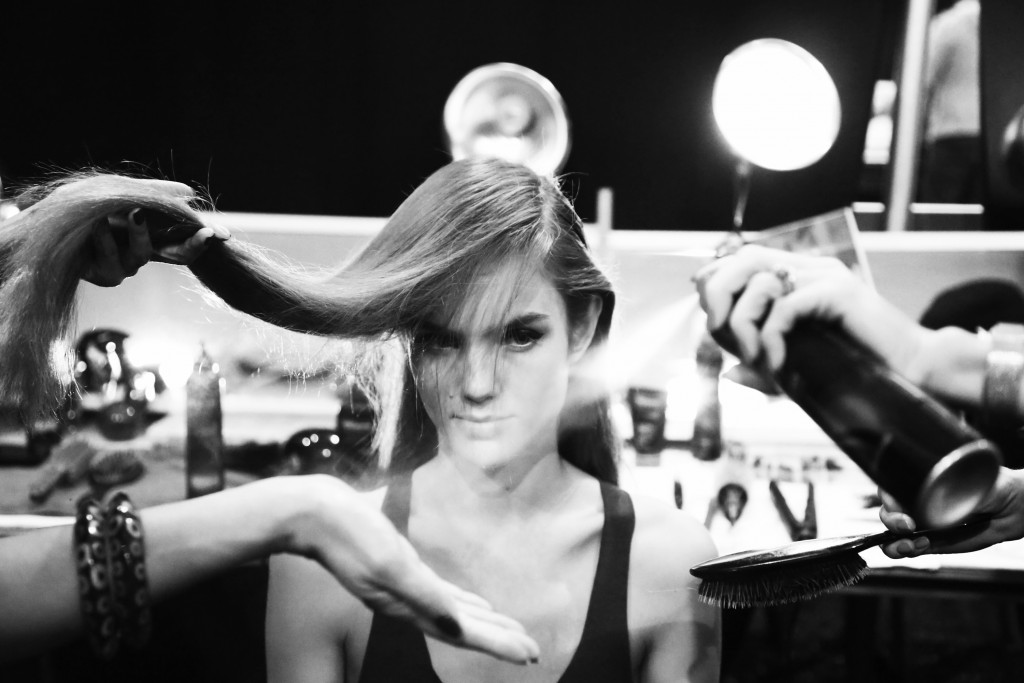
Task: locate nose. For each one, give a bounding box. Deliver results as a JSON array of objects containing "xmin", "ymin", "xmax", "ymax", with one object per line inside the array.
[{"xmin": 460, "ymin": 344, "xmax": 498, "ymax": 404}]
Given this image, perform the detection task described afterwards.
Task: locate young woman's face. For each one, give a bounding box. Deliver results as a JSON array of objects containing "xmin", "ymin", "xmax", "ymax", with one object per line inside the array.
[{"xmin": 413, "ymin": 266, "xmax": 582, "ymax": 472}]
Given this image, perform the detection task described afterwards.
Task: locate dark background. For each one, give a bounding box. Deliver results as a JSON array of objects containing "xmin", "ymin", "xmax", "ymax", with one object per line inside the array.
[{"xmin": 1, "ymin": 1, "xmax": 899, "ymax": 230}]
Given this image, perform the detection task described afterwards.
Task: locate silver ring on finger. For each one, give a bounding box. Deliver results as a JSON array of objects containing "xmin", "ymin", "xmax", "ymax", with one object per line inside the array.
[{"xmin": 772, "ymin": 264, "xmax": 796, "ymax": 296}]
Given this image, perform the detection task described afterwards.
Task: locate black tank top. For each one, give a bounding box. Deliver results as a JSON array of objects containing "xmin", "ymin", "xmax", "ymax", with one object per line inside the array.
[{"xmin": 358, "ymin": 475, "xmax": 636, "ymax": 683}]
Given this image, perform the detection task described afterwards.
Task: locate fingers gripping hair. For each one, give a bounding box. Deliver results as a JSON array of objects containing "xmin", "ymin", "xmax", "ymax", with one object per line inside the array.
[{"xmin": 0, "ymin": 172, "xmax": 371, "ymax": 418}]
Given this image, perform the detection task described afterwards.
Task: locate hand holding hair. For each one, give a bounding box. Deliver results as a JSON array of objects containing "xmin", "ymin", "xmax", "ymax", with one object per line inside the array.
[
  {"xmin": 0, "ymin": 172, "xmax": 340, "ymax": 418},
  {"xmin": 81, "ymin": 208, "xmax": 230, "ymax": 287}
]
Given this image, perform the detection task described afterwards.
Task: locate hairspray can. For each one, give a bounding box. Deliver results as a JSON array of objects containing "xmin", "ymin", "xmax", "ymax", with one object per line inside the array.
[{"xmin": 755, "ymin": 320, "xmax": 1001, "ymax": 527}]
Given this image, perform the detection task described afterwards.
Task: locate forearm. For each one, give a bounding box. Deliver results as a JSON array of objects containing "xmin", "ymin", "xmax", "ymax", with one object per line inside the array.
[
  {"xmin": 907, "ymin": 326, "xmax": 989, "ymax": 408},
  {"xmin": 0, "ymin": 523, "xmax": 82, "ymax": 657},
  {"xmin": 143, "ymin": 477, "xmax": 309, "ymax": 599},
  {"xmin": 0, "ymin": 476, "xmax": 312, "ymax": 660}
]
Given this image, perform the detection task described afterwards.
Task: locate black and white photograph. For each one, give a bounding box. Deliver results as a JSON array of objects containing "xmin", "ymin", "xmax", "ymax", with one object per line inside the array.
[{"xmin": 3, "ymin": 2, "xmax": 1024, "ymax": 682}]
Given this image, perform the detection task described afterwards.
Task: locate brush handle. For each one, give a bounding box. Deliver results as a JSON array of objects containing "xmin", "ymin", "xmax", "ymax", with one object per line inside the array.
[{"xmin": 858, "ymin": 514, "xmax": 993, "ymax": 552}]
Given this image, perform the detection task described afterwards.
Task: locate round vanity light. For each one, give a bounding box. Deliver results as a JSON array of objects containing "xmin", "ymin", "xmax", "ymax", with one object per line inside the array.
[{"xmin": 713, "ymin": 38, "xmax": 841, "ymax": 171}]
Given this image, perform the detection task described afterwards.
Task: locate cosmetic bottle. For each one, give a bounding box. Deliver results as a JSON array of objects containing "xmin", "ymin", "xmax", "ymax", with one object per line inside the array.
[
  {"xmin": 691, "ymin": 331, "xmax": 724, "ymax": 461},
  {"xmin": 185, "ymin": 346, "xmax": 224, "ymax": 498},
  {"xmin": 626, "ymin": 387, "xmax": 668, "ymax": 463},
  {"xmin": 745, "ymin": 320, "xmax": 1002, "ymax": 527}
]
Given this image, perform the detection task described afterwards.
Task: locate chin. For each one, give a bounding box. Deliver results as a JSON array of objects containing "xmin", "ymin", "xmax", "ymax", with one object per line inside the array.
[
  {"xmin": 451, "ymin": 439, "xmax": 509, "ymax": 468},
  {"xmin": 442, "ymin": 435, "xmax": 522, "ymax": 472}
]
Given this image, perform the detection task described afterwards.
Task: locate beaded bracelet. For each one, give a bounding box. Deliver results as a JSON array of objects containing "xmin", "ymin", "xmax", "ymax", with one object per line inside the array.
[
  {"xmin": 73, "ymin": 492, "xmax": 152, "ymax": 659},
  {"xmin": 982, "ymin": 322, "xmax": 1024, "ymax": 423},
  {"xmin": 74, "ymin": 496, "xmax": 121, "ymax": 660},
  {"xmin": 106, "ymin": 492, "xmax": 153, "ymax": 649}
]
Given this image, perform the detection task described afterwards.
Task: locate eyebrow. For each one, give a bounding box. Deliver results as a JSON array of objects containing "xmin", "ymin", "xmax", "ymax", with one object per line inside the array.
[{"xmin": 422, "ymin": 312, "xmax": 551, "ymax": 337}]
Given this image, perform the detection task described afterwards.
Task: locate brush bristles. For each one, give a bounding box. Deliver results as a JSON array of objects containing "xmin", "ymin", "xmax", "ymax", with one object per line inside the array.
[{"xmin": 697, "ymin": 553, "xmax": 870, "ymax": 609}]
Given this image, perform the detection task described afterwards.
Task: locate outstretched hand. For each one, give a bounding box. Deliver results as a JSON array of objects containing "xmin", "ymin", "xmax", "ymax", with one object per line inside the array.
[
  {"xmin": 878, "ymin": 467, "xmax": 1024, "ymax": 558},
  {"xmin": 295, "ymin": 476, "xmax": 541, "ymax": 664}
]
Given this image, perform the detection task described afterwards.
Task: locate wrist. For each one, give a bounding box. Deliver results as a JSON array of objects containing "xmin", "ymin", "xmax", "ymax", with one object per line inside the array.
[
  {"xmin": 270, "ymin": 474, "xmax": 354, "ymax": 560},
  {"xmin": 140, "ymin": 476, "xmax": 327, "ymax": 600},
  {"xmin": 981, "ymin": 323, "xmax": 1024, "ymax": 423}
]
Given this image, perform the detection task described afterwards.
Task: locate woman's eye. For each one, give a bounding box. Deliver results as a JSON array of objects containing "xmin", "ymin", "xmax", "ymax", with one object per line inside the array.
[{"xmin": 504, "ymin": 326, "xmax": 543, "ymax": 349}]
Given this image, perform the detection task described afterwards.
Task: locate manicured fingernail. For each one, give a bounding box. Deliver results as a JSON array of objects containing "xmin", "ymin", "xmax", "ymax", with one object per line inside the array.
[
  {"xmin": 913, "ymin": 536, "xmax": 930, "ymax": 550},
  {"xmin": 131, "ymin": 208, "xmax": 145, "ymax": 226},
  {"xmin": 434, "ymin": 615, "xmax": 462, "ymax": 638},
  {"xmin": 190, "ymin": 227, "xmax": 215, "ymax": 244},
  {"xmin": 209, "ymin": 223, "xmax": 231, "ymax": 240}
]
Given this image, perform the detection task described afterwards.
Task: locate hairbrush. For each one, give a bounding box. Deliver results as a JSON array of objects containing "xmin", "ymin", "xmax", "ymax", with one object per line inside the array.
[
  {"xmin": 88, "ymin": 449, "xmax": 145, "ymax": 490},
  {"xmin": 690, "ymin": 515, "xmax": 991, "ymax": 608}
]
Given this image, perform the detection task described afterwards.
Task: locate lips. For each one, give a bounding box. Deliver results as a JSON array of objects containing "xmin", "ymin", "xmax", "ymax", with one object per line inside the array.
[{"xmin": 453, "ymin": 414, "xmax": 508, "ymax": 423}]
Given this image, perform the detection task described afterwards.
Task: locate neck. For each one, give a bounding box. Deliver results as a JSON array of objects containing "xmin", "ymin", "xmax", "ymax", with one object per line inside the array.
[{"xmin": 418, "ymin": 449, "xmax": 580, "ymax": 520}]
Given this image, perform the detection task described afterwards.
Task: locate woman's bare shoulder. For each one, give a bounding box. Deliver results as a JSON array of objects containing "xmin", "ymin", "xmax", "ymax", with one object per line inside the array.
[
  {"xmin": 627, "ymin": 491, "xmax": 718, "ymax": 582},
  {"xmin": 624, "ymin": 491, "xmax": 722, "ymax": 683}
]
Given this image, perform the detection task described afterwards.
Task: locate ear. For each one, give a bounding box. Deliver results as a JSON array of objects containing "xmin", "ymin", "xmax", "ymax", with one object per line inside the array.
[{"xmin": 568, "ymin": 295, "xmax": 603, "ymax": 363}]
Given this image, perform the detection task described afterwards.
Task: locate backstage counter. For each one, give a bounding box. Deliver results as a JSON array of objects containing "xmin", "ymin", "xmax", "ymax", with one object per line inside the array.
[{"xmin": 0, "ymin": 375, "xmax": 342, "ymax": 531}]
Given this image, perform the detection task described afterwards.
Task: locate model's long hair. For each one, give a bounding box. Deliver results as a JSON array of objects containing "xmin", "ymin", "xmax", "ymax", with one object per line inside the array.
[{"xmin": 0, "ymin": 159, "xmax": 619, "ymax": 483}]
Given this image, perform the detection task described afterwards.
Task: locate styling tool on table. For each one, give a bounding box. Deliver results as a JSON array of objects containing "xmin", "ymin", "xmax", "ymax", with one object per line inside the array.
[
  {"xmin": 28, "ymin": 437, "xmax": 97, "ymax": 503},
  {"xmin": 690, "ymin": 515, "xmax": 992, "ymax": 609},
  {"xmin": 769, "ymin": 479, "xmax": 817, "ymax": 541},
  {"xmin": 705, "ymin": 482, "xmax": 749, "ymax": 528},
  {"xmin": 88, "ymin": 449, "xmax": 146, "ymax": 496}
]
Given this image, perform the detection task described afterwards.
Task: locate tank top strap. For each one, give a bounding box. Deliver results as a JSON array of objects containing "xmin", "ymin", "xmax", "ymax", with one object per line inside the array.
[
  {"xmin": 559, "ymin": 481, "xmax": 635, "ymax": 682},
  {"xmin": 590, "ymin": 481, "xmax": 635, "ymax": 625}
]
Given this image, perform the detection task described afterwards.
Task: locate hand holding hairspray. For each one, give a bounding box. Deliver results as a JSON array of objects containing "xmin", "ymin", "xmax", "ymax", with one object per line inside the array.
[{"xmin": 712, "ymin": 320, "xmax": 1001, "ymax": 527}]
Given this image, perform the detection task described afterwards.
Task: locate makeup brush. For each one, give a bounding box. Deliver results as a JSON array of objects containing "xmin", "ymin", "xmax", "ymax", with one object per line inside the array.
[{"xmin": 690, "ymin": 516, "xmax": 991, "ymax": 609}]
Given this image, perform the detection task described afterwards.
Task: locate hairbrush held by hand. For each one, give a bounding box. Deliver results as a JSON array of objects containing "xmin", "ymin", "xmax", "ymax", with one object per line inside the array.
[{"xmin": 690, "ymin": 515, "xmax": 992, "ymax": 609}]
